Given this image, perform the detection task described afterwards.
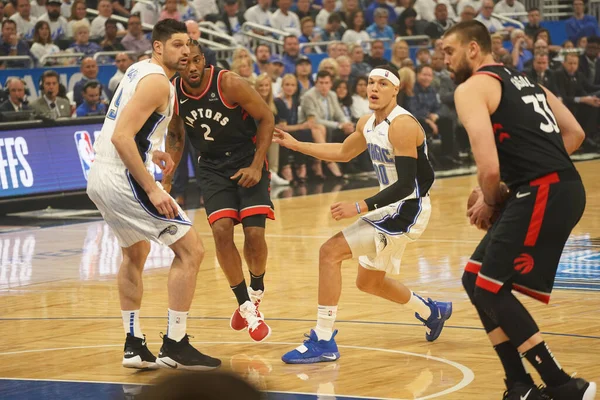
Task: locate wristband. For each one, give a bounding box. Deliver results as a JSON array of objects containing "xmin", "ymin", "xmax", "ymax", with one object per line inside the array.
[{"xmin": 355, "ymin": 202, "xmax": 361, "ymax": 214}]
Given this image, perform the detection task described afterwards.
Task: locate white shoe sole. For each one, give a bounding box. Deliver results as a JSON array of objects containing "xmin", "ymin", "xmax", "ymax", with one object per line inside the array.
[
  {"xmin": 122, "ymin": 355, "xmax": 158, "ymax": 369},
  {"xmin": 584, "ymin": 382, "xmax": 597, "ymax": 400},
  {"xmin": 156, "ymin": 356, "xmax": 220, "ymax": 371}
]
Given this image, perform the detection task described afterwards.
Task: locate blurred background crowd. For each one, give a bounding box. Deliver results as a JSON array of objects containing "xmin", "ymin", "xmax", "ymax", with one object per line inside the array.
[{"xmin": 0, "ymin": 0, "xmax": 598, "ymax": 205}]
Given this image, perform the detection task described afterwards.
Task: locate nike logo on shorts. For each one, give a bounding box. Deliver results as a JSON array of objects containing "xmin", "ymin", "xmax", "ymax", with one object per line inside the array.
[{"xmin": 516, "ymin": 192, "xmax": 531, "ymax": 199}]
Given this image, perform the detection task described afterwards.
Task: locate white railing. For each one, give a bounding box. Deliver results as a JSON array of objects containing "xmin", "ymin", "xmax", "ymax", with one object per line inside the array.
[
  {"xmin": 396, "ymin": 35, "xmax": 431, "ymax": 45},
  {"xmin": 39, "ymin": 52, "xmax": 85, "ymax": 66},
  {"xmin": 195, "ymin": 25, "xmax": 237, "ymax": 46},
  {"xmin": 86, "ymin": 8, "xmax": 154, "ymax": 30},
  {"xmin": 240, "ymin": 22, "xmax": 289, "ymax": 39},
  {"xmin": 491, "ymin": 13, "xmax": 525, "ymax": 29},
  {"xmin": 0, "ymin": 56, "xmax": 34, "ymax": 68}
]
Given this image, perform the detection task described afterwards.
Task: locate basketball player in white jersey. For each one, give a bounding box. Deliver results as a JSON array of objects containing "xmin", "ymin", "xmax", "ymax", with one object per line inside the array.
[
  {"xmin": 274, "ymin": 65, "xmax": 453, "ymax": 364},
  {"xmin": 86, "ymin": 19, "xmax": 221, "ymax": 371}
]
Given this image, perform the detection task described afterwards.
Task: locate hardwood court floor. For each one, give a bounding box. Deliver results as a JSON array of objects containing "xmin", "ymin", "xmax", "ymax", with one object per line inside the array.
[{"xmin": 1, "ymin": 161, "xmax": 599, "ymax": 399}]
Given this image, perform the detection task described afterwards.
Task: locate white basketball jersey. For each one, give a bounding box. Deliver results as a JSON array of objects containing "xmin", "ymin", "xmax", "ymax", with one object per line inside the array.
[
  {"xmin": 94, "ymin": 60, "xmax": 174, "ymax": 171},
  {"xmin": 363, "ymin": 105, "xmax": 430, "ymax": 203}
]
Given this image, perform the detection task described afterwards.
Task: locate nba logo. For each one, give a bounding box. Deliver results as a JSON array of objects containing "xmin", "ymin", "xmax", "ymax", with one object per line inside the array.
[
  {"xmin": 384, "ymin": 71, "xmax": 389, "ymax": 77},
  {"xmin": 74, "ymin": 131, "xmax": 95, "ymax": 180}
]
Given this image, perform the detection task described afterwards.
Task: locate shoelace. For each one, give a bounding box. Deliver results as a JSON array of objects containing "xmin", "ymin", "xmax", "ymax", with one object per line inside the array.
[{"xmin": 241, "ymin": 306, "xmax": 263, "ymax": 331}]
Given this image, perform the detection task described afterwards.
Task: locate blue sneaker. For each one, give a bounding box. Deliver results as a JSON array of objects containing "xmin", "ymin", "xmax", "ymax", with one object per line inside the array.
[
  {"xmin": 281, "ymin": 330, "xmax": 340, "ymax": 364},
  {"xmin": 415, "ymin": 299, "xmax": 452, "ymax": 342}
]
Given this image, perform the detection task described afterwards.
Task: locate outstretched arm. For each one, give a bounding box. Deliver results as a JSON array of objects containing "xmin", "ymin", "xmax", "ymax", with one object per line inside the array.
[{"xmin": 273, "ymin": 115, "xmax": 369, "ymax": 163}]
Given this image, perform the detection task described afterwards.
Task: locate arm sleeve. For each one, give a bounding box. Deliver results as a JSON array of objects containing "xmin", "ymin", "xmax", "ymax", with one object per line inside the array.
[{"xmin": 364, "ymin": 156, "xmax": 417, "ymax": 211}]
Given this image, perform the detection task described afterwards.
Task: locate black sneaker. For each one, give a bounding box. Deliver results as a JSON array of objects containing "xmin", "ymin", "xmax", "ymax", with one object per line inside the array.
[
  {"xmin": 122, "ymin": 334, "xmax": 158, "ymax": 369},
  {"xmin": 543, "ymin": 377, "xmax": 597, "ymax": 400},
  {"xmin": 156, "ymin": 334, "xmax": 221, "ymax": 371},
  {"xmin": 502, "ymin": 382, "xmax": 548, "ymax": 400}
]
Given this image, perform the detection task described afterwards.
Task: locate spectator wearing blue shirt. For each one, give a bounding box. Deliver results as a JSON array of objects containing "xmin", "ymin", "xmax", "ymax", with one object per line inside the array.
[
  {"xmin": 76, "ymin": 80, "xmax": 107, "ymax": 117},
  {"xmin": 282, "ymin": 35, "xmax": 301, "ymax": 74},
  {"xmin": 510, "ymin": 29, "xmax": 533, "ymax": 72},
  {"xmin": 366, "ymin": 8, "xmax": 395, "ymax": 50},
  {"xmin": 0, "ymin": 20, "xmax": 33, "ymax": 68},
  {"xmin": 365, "ymin": 0, "xmax": 396, "ymax": 26},
  {"xmin": 321, "ymin": 13, "xmax": 345, "ymax": 42},
  {"xmin": 69, "ymin": 21, "xmax": 102, "ymax": 58},
  {"xmin": 73, "ymin": 58, "xmax": 111, "ymax": 106},
  {"xmin": 565, "ymin": 0, "xmax": 600, "ymax": 43}
]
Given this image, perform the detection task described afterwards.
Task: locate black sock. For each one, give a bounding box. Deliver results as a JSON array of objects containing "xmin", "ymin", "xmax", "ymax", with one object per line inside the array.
[
  {"xmin": 249, "ymin": 271, "xmax": 265, "ymax": 292},
  {"xmin": 231, "ymin": 279, "xmax": 251, "ymax": 306},
  {"xmin": 523, "ymin": 341, "xmax": 570, "ymax": 387},
  {"xmin": 494, "ymin": 341, "xmax": 533, "ymax": 388}
]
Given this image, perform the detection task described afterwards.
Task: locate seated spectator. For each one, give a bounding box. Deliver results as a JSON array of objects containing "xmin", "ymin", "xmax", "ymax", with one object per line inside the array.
[
  {"xmin": 108, "ymin": 52, "xmax": 133, "ymax": 93},
  {"xmin": 185, "ymin": 21, "xmax": 216, "ymax": 66},
  {"xmin": 350, "ymin": 76, "xmax": 370, "ymax": 119},
  {"xmin": 90, "ymin": 0, "xmax": 125, "ymax": 39},
  {"xmin": 275, "ymin": 74, "xmax": 311, "ymax": 183},
  {"xmin": 408, "ymin": 65, "xmax": 458, "ymax": 168},
  {"xmin": 333, "ymin": 79, "xmax": 353, "ymax": 121},
  {"xmin": 326, "ymin": 41, "xmax": 341, "ymax": 58},
  {"xmin": 510, "ymin": 29, "xmax": 533, "ymax": 71},
  {"xmin": 282, "ymin": 35, "xmax": 300, "ymax": 74},
  {"xmin": 244, "ymin": 0, "xmax": 272, "ymax": 27},
  {"xmin": 341, "ymin": 11, "xmax": 369, "ymax": 49},
  {"xmin": 101, "ymin": 19, "xmax": 125, "ymax": 51},
  {"xmin": 366, "ymin": 8, "xmax": 394, "ymax": 49},
  {"xmin": 534, "ymin": 28, "xmax": 562, "ymax": 57},
  {"xmin": 76, "ymin": 80, "xmax": 107, "ymax": 117},
  {"xmin": 402, "ymin": 57, "xmax": 415, "ymax": 70},
  {"xmin": 253, "ymin": 43, "xmax": 271, "ymax": 75},
  {"xmin": 39, "ymin": 0, "xmax": 69, "ymax": 40},
  {"xmin": 397, "ymin": 66, "xmax": 415, "ymax": 108},
  {"xmin": 0, "ymin": 78, "xmax": 30, "ymax": 112},
  {"xmin": 339, "ymin": 39, "xmax": 350, "ymax": 56},
  {"xmin": 159, "ymin": 0, "xmax": 182, "ymax": 21},
  {"xmin": 416, "ymin": 47, "xmax": 431, "ymax": 66},
  {"xmin": 396, "ymin": 8, "xmax": 417, "ymax": 36},
  {"xmin": 267, "ymin": 54, "xmax": 285, "ymax": 95},
  {"xmin": 322, "ymin": 13, "xmax": 345, "ymax": 42},
  {"xmin": 232, "ymin": 57, "xmax": 256, "ymax": 85},
  {"xmin": 293, "ymin": 0, "xmax": 318, "ymax": 21},
  {"xmin": 130, "ymin": 0, "xmax": 160, "ymax": 25},
  {"xmin": 295, "ymin": 56, "xmax": 314, "ymax": 96},
  {"xmin": 556, "ymin": 52, "xmax": 600, "ymax": 150},
  {"xmin": 30, "ymin": 20, "xmax": 60, "ymax": 66},
  {"xmin": 121, "ymin": 14, "xmax": 151, "ymax": 53},
  {"xmin": 300, "ymin": 70, "xmax": 350, "ymax": 178},
  {"xmin": 431, "ymin": 50, "xmax": 450, "ymax": 89},
  {"xmin": 364, "ymin": 39, "xmax": 390, "ymax": 68},
  {"xmin": 459, "ymin": 5, "xmax": 476, "ymax": 22},
  {"xmin": 524, "ymin": 7, "xmax": 541, "ymax": 38},
  {"xmin": 425, "ymin": 3, "xmax": 454, "ymax": 39},
  {"xmin": 178, "ymin": 0, "xmax": 198, "ymax": 21},
  {"xmin": 255, "ymin": 73, "xmax": 290, "ymax": 185},
  {"xmin": 476, "ymin": 0, "xmax": 506, "ymax": 34},
  {"xmin": 31, "ymin": 0, "xmax": 47, "ymax": 19},
  {"xmin": 579, "ymin": 36, "xmax": 600, "ymax": 85},
  {"xmin": 10, "ymin": 0, "xmax": 37, "ymax": 40},
  {"xmin": 67, "ymin": 0, "xmax": 89, "ymax": 38},
  {"xmin": 298, "ymin": 17, "xmax": 321, "ymax": 54},
  {"xmin": 318, "ymin": 57, "xmax": 340, "ymax": 80},
  {"xmin": 270, "ymin": 0, "xmax": 301, "ymax": 36},
  {"xmin": 365, "ymin": 0, "xmax": 396, "ymax": 26},
  {"xmin": 191, "ymin": 0, "xmax": 219, "ymax": 22},
  {"xmin": 566, "ymin": 0, "xmax": 600, "ymax": 44},
  {"xmin": 73, "ymin": 57, "xmax": 111, "ymax": 106},
  {"xmin": 390, "ymin": 40, "xmax": 409, "ymax": 69},
  {"xmin": 316, "ymin": 0, "xmax": 337, "ymax": 30},
  {"xmin": 0, "ymin": 19, "xmax": 32, "ymax": 68},
  {"xmin": 414, "ymin": 0, "xmax": 456, "ymax": 22},
  {"xmin": 532, "ymin": 38, "xmax": 561, "ymax": 69},
  {"xmin": 491, "ymin": 32, "xmax": 508, "ymax": 61},
  {"xmin": 493, "ymin": 0, "xmax": 527, "ymax": 23},
  {"xmin": 525, "ymin": 53, "xmax": 560, "ymax": 96},
  {"xmin": 336, "ymin": 55, "xmax": 351, "ymax": 82},
  {"xmin": 456, "ymin": 0, "xmax": 480, "ymax": 16},
  {"xmin": 31, "ymin": 70, "xmax": 71, "ymax": 119},
  {"xmin": 69, "ymin": 21, "xmax": 102, "ymax": 57},
  {"xmin": 349, "ymin": 44, "xmax": 371, "ymax": 81}
]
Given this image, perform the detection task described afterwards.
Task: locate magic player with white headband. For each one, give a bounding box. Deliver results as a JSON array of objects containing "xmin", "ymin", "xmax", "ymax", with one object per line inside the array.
[{"xmin": 275, "ymin": 65, "xmax": 453, "ymax": 364}]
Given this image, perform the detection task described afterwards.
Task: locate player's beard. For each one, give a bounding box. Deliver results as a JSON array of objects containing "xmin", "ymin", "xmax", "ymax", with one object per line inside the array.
[
  {"xmin": 185, "ymin": 68, "xmax": 205, "ymax": 89},
  {"xmin": 452, "ymin": 54, "xmax": 473, "ymax": 84}
]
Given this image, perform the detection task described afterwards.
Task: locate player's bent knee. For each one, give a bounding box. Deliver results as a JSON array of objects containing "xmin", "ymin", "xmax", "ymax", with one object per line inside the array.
[
  {"xmin": 461, "ymin": 270, "xmax": 477, "ymax": 303},
  {"xmin": 122, "ymin": 241, "xmax": 151, "ymax": 267},
  {"xmin": 355, "ymin": 274, "xmax": 380, "ymax": 294},
  {"xmin": 319, "ymin": 238, "xmax": 348, "ymax": 264},
  {"xmin": 243, "ymin": 227, "xmax": 266, "ymax": 248},
  {"xmin": 211, "ymin": 218, "xmax": 235, "ymax": 245}
]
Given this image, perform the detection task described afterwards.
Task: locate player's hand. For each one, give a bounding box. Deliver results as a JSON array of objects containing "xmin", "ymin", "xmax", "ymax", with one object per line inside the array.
[
  {"xmin": 231, "ymin": 165, "xmax": 262, "ymax": 188},
  {"xmin": 467, "ymin": 195, "xmax": 495, "ymax": 231},
  {"xmin": 330, "ymin": 202, "xmax": 358, "ymax": 221},
  {"xmin": 148, "ymin": 186, "xmax": 178, "ymax": 220},
  {"xmin": 273, "ymin": 128, "xmax": 299, "ymax": 150},
  {"xmin": 152, "ymin": 151, "xmax": 175, "ymax": 175}
]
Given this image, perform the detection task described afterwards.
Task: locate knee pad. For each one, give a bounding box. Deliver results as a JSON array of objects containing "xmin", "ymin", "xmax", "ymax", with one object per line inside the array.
[{"xmin": 241, "ymin": 215, "xmax": 266, "ymax": 228}]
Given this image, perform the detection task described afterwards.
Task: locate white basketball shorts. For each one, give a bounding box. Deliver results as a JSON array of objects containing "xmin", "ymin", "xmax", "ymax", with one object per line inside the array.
[
  {"xmin": 87, "ymin": 160, "xmax": 191, "ymax": 248},
  {"xmin": 342, "ymin": 196, "xmax": 431, "ymax": 274}
]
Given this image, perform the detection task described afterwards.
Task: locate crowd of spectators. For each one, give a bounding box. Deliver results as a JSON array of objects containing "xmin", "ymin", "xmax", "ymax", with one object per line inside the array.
[{"xmin": 0, "ymin": 0, "xmax": 599, "ymax": 191}]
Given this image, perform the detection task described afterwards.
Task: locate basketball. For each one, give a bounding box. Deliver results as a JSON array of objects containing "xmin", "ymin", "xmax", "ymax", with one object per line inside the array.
[
  {"xmin": 467, "ymin": 182, "xmax": 511, "ymax": 211},
  {"xmin": 467, "ymin": 188, "xmax": 480, "ymax": 210}
]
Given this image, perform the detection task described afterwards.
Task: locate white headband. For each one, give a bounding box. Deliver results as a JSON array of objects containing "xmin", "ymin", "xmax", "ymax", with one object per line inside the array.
[{"xmin": 369, "ymin": 68, "xmax": 400, "ymax": 86}]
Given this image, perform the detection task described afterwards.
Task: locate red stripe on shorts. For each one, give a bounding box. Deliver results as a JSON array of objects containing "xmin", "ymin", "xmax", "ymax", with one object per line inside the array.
[{"xmin": 524, "ymin": 172, "xmax": 560, "ymax": 247}]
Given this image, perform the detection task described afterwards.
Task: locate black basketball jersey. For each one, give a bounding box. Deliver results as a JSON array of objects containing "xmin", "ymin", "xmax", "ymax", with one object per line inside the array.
[
  {"xmin": 172, "ymin": 65, "xmax": 257, "ymax": 155},
  {"xmin": 475, "ymin": 64, "xmax": 574, "ymax": 189}
]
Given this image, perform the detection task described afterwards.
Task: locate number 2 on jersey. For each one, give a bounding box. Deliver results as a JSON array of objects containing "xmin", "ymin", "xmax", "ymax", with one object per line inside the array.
[
  {"xmin": 521, "ymin": 94, "xmax": 559, "ymax": 133},
  {"xmin": 201, "ymin": 124, "xmax": 214, "ymax": 141}
]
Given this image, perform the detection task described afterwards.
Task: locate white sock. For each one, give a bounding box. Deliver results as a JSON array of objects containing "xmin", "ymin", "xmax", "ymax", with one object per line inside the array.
[
  {"xmin": 315, "ymin": 305, "xmax": 337, "ymax": 341},
  {"xmin": 406, "ymin": 292, "xmax": 432, "ymax": 320},
  {"xmin": 121, "ymin": 310, "xmax": 143, "ymax": 339},
  {"xmin": 167, "ymin": 309, "xmax": 188, "ymax": 342}
]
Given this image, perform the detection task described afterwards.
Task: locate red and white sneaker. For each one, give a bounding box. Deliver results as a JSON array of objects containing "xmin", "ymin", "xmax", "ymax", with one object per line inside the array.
[
  {"xmin": 236, "ymin": 300, "xmax": 271, "ymax": 342},
  {"xmin": 230, "ymin": 289, "xmax": 264, "ymax": 331}
]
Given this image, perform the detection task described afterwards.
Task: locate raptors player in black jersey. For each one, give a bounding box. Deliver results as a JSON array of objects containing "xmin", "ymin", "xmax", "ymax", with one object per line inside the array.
[
  {"xmin": 162, "ymin": 41, "xmax": 275, "ymax": 342},
  {"xmin": 443, "ymin": 21, "xmax": 595, "ymax": 400}
]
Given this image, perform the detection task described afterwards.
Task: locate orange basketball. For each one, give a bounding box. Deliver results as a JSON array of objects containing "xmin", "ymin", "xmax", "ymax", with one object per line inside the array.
[{"xmin": 467, "ymin": 188, "xmax": 480, "ymax": 210}]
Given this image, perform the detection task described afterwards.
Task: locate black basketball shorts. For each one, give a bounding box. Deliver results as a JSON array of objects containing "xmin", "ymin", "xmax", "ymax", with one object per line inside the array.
[
  {"xmin": 197, "ymin": 151, "xmax": 274, "ymax": 226},
  {"xmin": 465, "ymin": 168, "xmax": 585, "ymax": 304}
]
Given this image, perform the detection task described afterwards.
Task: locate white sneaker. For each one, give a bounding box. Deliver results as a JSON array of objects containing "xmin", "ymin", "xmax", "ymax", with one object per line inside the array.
[{"xmin": 270, "ymin": 171, "xmax": 290, "ymax": 186}]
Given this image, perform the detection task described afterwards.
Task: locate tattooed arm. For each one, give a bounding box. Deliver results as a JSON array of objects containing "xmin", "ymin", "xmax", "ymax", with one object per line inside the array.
[{"xmin": 161, "ymin": 114, "xmax": 186, "ymax": 193}]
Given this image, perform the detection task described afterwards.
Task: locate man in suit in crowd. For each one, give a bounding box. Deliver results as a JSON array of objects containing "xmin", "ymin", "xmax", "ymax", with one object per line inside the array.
[{"xmin": 30, "ymin": 70, "xmax": 71, "ymax": 119}]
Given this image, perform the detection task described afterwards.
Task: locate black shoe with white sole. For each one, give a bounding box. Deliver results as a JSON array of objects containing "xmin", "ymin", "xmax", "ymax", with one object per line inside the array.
[
  {"xmin": 543, "ymin": 377, "xmax": 597, "ymax": 400},
  {"xmin": 122, "ymin": 334, "xmax": 158, "ymax": 369},
  {"xmin": 156, "ymin": 334, "xmax": 221, "ymax": 371}
]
